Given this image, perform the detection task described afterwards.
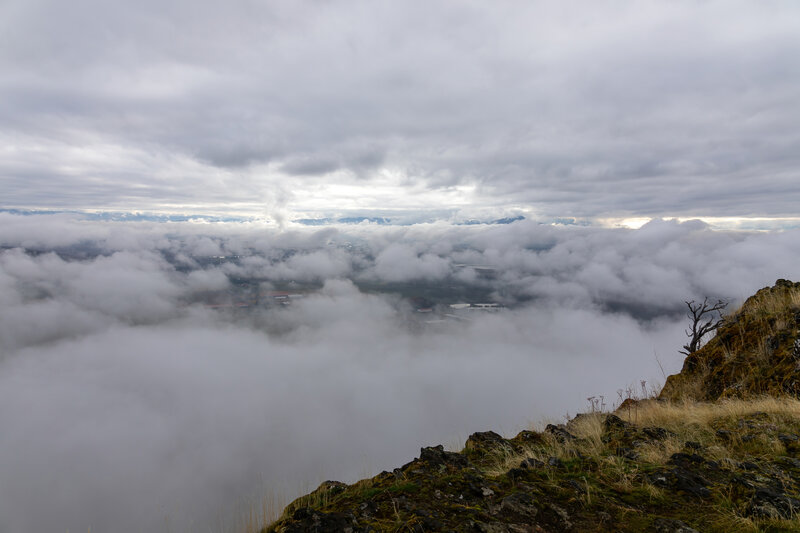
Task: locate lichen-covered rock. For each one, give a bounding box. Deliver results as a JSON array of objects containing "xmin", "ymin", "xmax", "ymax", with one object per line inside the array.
[
  {"xmin": 277, "ymin": 507, "xmax": 364, "ymax": 533},
  {"xmin": 498, "ymin": 492, "xmax": 538, "ymax": 521},
  {"xmin": 420, "ymin": 444, "xmax": 468, "ymax": 466},
  {"xmin": 544, "ymin": 424, "xmax": 576, "ymax": 442},
  {"xmin": 747, "ymin": 486, "xmax": 800, "ymax": 519}
]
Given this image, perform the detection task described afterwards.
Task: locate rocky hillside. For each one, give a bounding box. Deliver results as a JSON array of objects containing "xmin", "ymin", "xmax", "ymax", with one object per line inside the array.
[
  {"xmin": 264, "ymin": 280, "xmax": 800, "ymax": 533},
  {"xmin": 660, "ymin": 279, "xmax": 800, "ymax": 402}
]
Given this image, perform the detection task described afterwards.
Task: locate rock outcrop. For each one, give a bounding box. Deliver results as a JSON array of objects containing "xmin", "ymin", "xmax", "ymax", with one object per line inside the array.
[
  {"xmin": 661, "ymin": 279, "xmax": 800, "ymax": 401},
  {"xmin": 264, "ymin": 280, "xmax": 800, "ymax": 532}
]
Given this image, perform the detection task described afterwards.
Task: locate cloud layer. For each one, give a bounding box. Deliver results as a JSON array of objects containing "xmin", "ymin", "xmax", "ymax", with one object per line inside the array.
[
  {"xmin": 2, "ymin": 1, "xmax": 799, "ymax": 219},
  {"xmin": 1, "ymin": 214, "xmax": 799, "ymax": 531}
]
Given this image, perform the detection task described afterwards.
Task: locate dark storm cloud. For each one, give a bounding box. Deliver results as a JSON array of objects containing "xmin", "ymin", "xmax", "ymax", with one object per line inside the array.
[{"xmin": 1, "ymin": 1, "xmax": 798, "ymax": 217}]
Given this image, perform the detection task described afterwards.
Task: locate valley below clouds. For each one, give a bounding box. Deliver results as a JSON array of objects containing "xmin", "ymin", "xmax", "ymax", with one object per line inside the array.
[{"xmin": 1, "ymin": 213, "xmax": 798, "ymax": 532}]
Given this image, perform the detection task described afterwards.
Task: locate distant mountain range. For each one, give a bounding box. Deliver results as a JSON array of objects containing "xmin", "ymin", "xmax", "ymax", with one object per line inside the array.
[{"xmin": 0, "ymin": 208, "xmax": 527, "ymax": 226}]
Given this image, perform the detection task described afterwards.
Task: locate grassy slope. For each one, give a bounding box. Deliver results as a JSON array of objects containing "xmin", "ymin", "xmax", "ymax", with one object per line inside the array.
[
  {"xmin": 660, "ymin": 280, "xmax": 800, "ymax": 402},
  {"xmin": 263, "ymin": 280, "xmax": 800, "ymax": 533}
]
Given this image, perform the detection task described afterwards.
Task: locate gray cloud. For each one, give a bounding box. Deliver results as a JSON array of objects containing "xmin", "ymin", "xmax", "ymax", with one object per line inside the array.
[
  {"xmin": 1, "ymin": 1, "xmax": 798, "ymax": 218},
  {"xmin": 1, "ymin": 214, "xmax": 799, "ymax": 531}
]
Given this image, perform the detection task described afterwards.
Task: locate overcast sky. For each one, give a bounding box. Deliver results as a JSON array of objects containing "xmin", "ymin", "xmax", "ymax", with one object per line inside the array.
[{"xmin": 2, "ymin": 1, "xmax": 799, "ymax": 223}]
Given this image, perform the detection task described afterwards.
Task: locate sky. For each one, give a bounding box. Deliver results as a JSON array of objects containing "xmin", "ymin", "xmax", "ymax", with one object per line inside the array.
[
  {"xmin": 1, "ymin": 0, "xmax": 799, "ymax": 225},
  {"xmin": 2, "ymin": 2, "xmax": 800, "ymax": 532}
]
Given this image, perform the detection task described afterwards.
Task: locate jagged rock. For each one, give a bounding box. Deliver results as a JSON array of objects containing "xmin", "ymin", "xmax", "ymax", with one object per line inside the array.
[
  {"xmin": 643, "ymin": 426, "xmax": 673, "ymax": 440},
  {"xmin": 672, "ymin": 468, "xmax": 711, "ymax": 498},
  {"xmin": 419, "ymin": 444, "xmax": 471, "ymax": 469},
  {"xmin": 466, "ymin": 431, "xmax": 510, "ymax": 453},
  {"xmin": 652, "ymin": 517, "xmax": 700, "ymax": 533},
  {"xmin": 650, "ymin": 467, "xmax": 711, "ymax": 498},
  {"xmin": 615, "ymin": 446, "xmax": 639, "ymax": 460},
  {"xmin": 499, "ymin": 492, "xmax": 538, "ymax": 521},
  {"xmin": 545, "ymin": 502, "xmax": 572, "ymax": 530},
  {"xmin": 317, "ymin": 480, "xmax": 348, "ymax": 495},
  {"xmin": 358, "ymin": 499, "xmax": 377, "ymax": 519},
  {"xmin": 715, "ymin": 429, "xmax": 732, "ymax": 440},
  {"xmin": 739, "ymin": 461, "xmax": 759, "ymax": 471},
  {"xmin": 519, "ymin": 457, "xmax": 545, "ymax": 469},
  {"xmin": 512, "ymin": 430, "xmax": 546, "ymax": 445},
  {"xmin": 280, "ymin": 508, "xmax": 363, "ymax": 533},
  {"xmin": 747, "ymin": 486, "xmax": 800, "ymax": 519},
  {"xmin": 668, "ymin": 453, "xmax": 705, "ymax": 466},
  {"xmin": 462, "ymin": 472, "xmax": 494, "ymax": 499},
  {"xmin": 544, "ymin": 424, "xmax": 576, "ymax": 442},
  {"xmin": 604, "ymin": 413, "xmax": 632, "ymax": 431}
]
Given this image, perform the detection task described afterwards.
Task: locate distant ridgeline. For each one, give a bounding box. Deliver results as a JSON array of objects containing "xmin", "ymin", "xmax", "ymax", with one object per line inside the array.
[
  {"xmin": 264, "ymin": 280, "xmax": 800, "ymax": 533},
  {"xmin": 0, "ymin": 208, "xmax": 252, "ymax": 223},
  {"xmin": 292, "ymin": 215, "xmax": 526, "ymax": 226}
]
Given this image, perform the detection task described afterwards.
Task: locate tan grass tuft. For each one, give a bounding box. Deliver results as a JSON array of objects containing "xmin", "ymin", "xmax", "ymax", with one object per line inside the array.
[{"xmin": 632, "ymin": 396, "xmax": 800, "ymax": 430}]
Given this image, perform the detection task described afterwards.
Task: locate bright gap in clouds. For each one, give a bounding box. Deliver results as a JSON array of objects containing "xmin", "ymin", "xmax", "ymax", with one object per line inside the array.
[
  {"xmin": 604, "ymin": 216, "xmax": 800, "ymax": 231},
  {"xmin": 1, "ymin": 214, "xmax": 799, "ymax": 532}
]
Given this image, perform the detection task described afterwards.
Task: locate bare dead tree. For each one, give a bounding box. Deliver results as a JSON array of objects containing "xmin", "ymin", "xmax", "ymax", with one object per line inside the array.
[{"xmin": 680, "ymin": 297, "xmax": 728, "ymax": 356}]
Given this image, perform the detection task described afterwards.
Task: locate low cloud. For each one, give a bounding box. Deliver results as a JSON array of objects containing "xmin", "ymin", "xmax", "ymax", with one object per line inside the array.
[
  {"xmin": 1, "ymin": 214, "xmax": 799, "ymax": 531},
  {"xmin": 372, "ymin": 242, "xmax": 451, "ymax": 282}
]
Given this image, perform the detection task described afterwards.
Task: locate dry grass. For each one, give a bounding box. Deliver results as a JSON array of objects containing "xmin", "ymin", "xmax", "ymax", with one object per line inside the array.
[
  {"xmin": 482, "ymin": 413, "xmax": 607, "ymax": 477},
  {"xmin": 260, "ymin": 395, "xmax": 800, "ymax": 532},
  {"xmin": 634, "ymin": 435, "xmax": 684, "ymax": 465},
  {"xmin": 739, "ymin": 285, "xmax": 800, "ymax": 318},
  {"xmin": 709, "ymin": 511, "xmax": 800, "ymax": 533},
  {"xmin": 237, "ymin": 491, "xmax": 286, "ymax": 533},
  {"xmin": 631, "ymin": 396, "xmax": 800, "ymax": 429},
  {"xmin": 791, "ymin": 289, "xmax": 800, "ymax": 310},
  {"xmin": 659, "ymin": 357, "xmax": 714, "ymax": 402},
  {"xmin": 484, "ymin": 397, "xmax": 800, "ymax": 483},
  {"xmin": 566, "ymin": 411, "xmax": 606, "ymax": 450}
]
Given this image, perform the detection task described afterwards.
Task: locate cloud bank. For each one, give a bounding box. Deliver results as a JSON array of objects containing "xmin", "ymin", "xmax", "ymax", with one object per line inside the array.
[
  {"xmin": 1, "ymin": 214, "xmax": 799, "ymax": 531},
  {"xmin": 1, "ymin": 1, "xmax": 799, "ymax": 219}
]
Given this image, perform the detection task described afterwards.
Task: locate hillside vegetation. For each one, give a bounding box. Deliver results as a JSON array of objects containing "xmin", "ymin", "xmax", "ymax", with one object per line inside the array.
[
  {"xmin": 660, "ymin": 279, "xmax": 800, "ymax": 402},
  {"xmin": 263, "ymin": 280, "xmax": 800, "ymax": 532}
]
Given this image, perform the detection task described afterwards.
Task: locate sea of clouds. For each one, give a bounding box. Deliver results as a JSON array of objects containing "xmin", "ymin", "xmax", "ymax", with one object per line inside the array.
[{"xmin": 1, "ymin": 213, "xmax": 798, "ymax": 532}]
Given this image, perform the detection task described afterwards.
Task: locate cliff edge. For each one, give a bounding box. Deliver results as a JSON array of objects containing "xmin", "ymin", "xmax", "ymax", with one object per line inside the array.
[{"xmin": 264, "ymin": 280, "xmax": 800, "ymax": 533}]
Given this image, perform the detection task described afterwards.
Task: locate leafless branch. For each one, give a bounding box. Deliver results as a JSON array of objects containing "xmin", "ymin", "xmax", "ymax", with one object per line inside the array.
[{"xmin": 679, "ymin": 297, "xmax": 727, "ymax": 356}]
